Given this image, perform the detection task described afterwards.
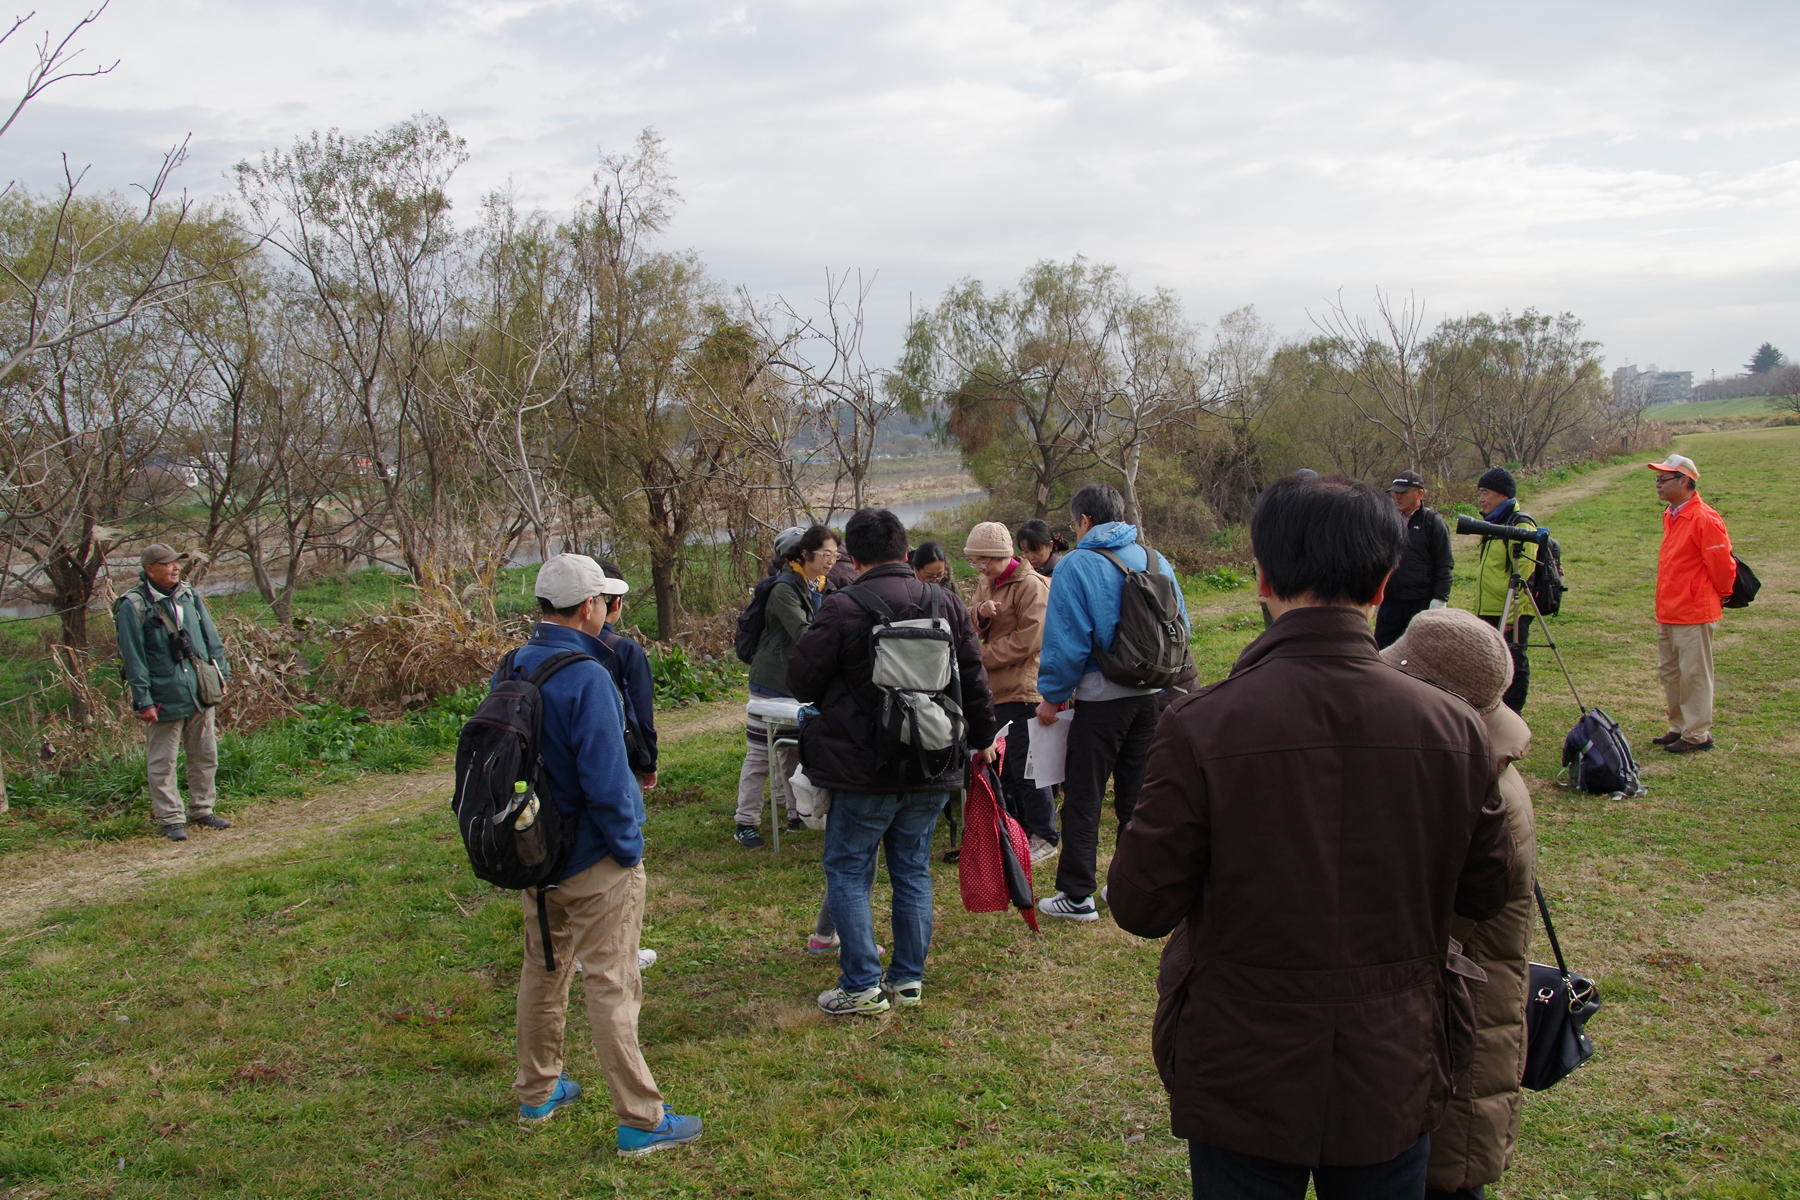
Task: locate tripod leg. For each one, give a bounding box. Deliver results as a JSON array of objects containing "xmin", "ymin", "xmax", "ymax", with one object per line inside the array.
[{"xmin": 1518, "ymin": 583, "xmax": 1587, "ymax": 716}]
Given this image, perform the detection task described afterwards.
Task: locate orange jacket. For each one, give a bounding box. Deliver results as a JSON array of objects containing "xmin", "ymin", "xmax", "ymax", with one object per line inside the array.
[{"xmin": 1657, "ymin": 495, "xmax": 1735, "ymax": 625}]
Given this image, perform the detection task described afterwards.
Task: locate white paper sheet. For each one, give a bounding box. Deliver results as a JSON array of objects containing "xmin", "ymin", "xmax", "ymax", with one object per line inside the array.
[{"xmin": 1024, "ymin": 707, "xmax": 1076, "ymax": 788}]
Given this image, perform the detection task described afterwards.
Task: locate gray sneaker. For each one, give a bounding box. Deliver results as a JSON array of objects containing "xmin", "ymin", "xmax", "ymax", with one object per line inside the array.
[
  {"xmin": 190, "ymin": 814, "xmax": 231, "ymax": 830},
  {"xmin": 162, "ymin": 824, "xmax": 188, "ymax": 842},
  {"xmin": 881, "ymin": 979, "xmax": 923, "ymax": 1007},
  {"xmin": 817, "ymin": 985, "xmax": 890, "ymax": 1016},
  {"xmin": 1036, "ymin": 892, "xmax": 1099, "ymax": 921}
]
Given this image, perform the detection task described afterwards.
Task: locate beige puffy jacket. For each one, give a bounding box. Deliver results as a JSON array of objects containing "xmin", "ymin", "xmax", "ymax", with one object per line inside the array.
[
  {"xmin": 970, "ymin": 558, "xmax": 1049, "ymax": 706},
  {"xmin": 1428, "ymin": 702, "xmax": 1538, "ymax": 1192}
]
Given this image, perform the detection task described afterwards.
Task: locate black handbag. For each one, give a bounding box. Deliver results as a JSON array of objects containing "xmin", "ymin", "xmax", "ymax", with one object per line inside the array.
[{"xmin": 1522, "ymin": 882, "xmax": 1599, "ymax": 1091}]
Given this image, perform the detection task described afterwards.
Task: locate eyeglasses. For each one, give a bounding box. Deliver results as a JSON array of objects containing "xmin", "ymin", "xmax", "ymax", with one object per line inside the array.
[{"xmin": 1655, "ymin": 474, "xmax": 1684, "ymax": 484}]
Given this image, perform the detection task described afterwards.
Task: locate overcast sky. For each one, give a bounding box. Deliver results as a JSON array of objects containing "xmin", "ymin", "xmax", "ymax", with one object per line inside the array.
[{"xmin": 7, "ymin": 0, "xmax": 1799, "ymax": 380}]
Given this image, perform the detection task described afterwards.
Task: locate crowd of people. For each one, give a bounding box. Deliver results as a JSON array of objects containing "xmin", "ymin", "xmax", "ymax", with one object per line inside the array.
[{"xmin": 114, "ymin": 455, "xmax": 1741, "ymax": 1188}]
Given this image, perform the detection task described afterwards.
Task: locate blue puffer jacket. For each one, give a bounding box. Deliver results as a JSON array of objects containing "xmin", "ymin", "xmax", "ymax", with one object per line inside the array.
[
  {"xmin": 1036, "ymin": 522, "xmax": 1189, "ymax": 704},
  {"xmin": 495, "ymin": 622, "xmax": 645, "ymax": 877}
]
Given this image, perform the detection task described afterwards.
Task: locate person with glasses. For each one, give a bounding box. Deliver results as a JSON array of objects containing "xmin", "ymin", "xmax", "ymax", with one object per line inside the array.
[
  {"xmin": 965, "ymin": 521, "xmax": 1058, "ymax": 862},
  {"xmin": 1645, "ymin": 454, "xmax": 1736, "ymax": 754},
  {"xmin": 1375, "ymin": 470, "xmax": 1453, "ymax": 649}
]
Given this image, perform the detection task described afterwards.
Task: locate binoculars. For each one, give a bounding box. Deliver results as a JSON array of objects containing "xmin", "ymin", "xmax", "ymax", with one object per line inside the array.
[{"xmin": 1455, "ymin": 515, "xmax": 1549, "ymax": 545}]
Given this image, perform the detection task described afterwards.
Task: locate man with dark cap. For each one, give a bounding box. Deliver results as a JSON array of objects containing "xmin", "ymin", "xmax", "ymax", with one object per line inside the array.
[
  {"xmin": 1471, "ymin": 468, "xmax": 1541, "ymax": 713},
  {"xmin": 1374, "ymin": 470, "xmax": 1453, "ymax": 648},
  {"xmin": 113, "ymin": 544, "xmax": 231, "ymax": 841}
]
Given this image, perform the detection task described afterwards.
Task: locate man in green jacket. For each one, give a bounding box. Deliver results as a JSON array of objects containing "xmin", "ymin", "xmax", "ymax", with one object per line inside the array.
[
  {"xmin": 114, "ymin": 544, "xmax": 231, "ymax": 842},
  {"xmin": 1471, "ymin": 468, "xmax": 1540, "ymax": 714}
]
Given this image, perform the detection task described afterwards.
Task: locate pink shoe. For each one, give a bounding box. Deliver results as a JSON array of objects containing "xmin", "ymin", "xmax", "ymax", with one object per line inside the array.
[{"xmin": 805, "ymin": 933, "xmax": 884, "ymax": 956}]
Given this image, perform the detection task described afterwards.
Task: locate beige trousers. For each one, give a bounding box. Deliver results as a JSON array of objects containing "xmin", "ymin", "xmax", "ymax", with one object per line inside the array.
[
  {"xmin": 734, "ymin": 718, "xmax": 799, "ymax": 827},
  {"xmin": 1657, "ymin": 621, "xmax": 1717, "ymax": 744},
  {"xmin": 515, "ymin": 856, "xmax": 664, "ymax": 1129},
  {"xmin": 144, "ymin": 708, "xmax": 218, "ymax": 826}
]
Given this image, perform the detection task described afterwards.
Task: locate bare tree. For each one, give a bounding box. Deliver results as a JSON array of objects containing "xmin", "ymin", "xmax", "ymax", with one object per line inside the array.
[{"xmin": 1447, "ymin": 310, "xmax": 1606, "ymax": 468}]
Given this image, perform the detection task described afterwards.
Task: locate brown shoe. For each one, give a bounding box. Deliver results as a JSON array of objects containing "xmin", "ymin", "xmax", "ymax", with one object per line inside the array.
[
  {"xmin": 1666, "ymin": 737, "xmax": 1714, "ymax": 754},
  {"xmin": 1651, "ymin": 731, "xmax": 1682, "ymax": 746}
]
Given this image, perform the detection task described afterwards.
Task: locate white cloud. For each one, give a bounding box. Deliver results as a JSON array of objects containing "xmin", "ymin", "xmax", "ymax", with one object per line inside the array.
[{"xmin": 4, "ymin": 0, "xmax": 1799, "ymax": 376}]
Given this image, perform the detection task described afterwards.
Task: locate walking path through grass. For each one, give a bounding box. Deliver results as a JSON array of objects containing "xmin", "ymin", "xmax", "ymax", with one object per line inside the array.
[{"xmin": 2, "ymin": 430, "xmax": 1797, "ymax": 1198}]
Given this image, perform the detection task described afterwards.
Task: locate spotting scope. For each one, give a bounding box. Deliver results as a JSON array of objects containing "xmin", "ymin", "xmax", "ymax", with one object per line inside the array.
[{"xmin": 1454, "ymin": 515, "xmax": 1549, "ymax": 545}]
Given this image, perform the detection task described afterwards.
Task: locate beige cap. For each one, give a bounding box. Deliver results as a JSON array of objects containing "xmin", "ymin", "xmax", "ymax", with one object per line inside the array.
[
  {"xmin": 1646, "ymin": 453, "xmax": 1699, "ymax": 483},
  {"xmin": 535, "ymin": 553, "xmax": 625, "ymax": 608},
  {"xmin": 140, "ymin": 543, "xmax": 187, "ymax": 566},
  {"xmin": 963, "ymin": 521, "xmax": 1014, "ymax": 557},
  {"xmin": 1378, "ymin": 608, "xmax": 1514, "ymax": 713}
]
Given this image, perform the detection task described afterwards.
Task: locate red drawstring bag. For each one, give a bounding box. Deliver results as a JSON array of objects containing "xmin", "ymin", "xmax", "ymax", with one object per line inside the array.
[{"xmin": 958, "ymin": 746, "xmax": 1039, "ymax": 931}]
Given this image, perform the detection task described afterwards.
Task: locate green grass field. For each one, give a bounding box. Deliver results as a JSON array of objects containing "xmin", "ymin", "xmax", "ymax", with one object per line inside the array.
[
  {"xmin": 1645, "ymin": 395, "xmax": 1787, "ymax": 420},
  {"xmin": 2, "ymin": 427, "xmax": 1798, "ymax": 1198}
]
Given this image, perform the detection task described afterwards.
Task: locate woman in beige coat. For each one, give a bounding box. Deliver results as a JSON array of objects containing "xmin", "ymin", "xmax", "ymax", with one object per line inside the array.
[
  {"xmin": 965, "ymin": 521, "xmax": 1057, "ymax": 862},
  {"xmin": 1380, "ymin": 608, "xmax": 1538, "ymax": 1200}
]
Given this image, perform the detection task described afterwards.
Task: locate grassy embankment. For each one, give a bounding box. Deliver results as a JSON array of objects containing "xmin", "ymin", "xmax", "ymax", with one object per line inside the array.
[
  {"xmin": 1646, "ymin": 396, "xmax": 1789, "ymax": 421},
  {"xmin": 2, "ymin": 427, "xmax": 1798, "ymax": 1197}
]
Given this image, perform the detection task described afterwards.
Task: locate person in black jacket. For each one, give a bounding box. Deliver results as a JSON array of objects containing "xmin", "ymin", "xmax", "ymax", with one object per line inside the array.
[
  {"xmin": 1374, "ymin": 470, "xmax": 1453, "ymax": 649},
  {"xmin": 788, "ymin": 507, "xmax": 998, "ymax": 1016}
]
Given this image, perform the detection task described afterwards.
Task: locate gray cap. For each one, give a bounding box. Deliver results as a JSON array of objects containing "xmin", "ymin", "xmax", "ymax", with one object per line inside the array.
[
  {"xmin": 140, "ymin": 543, "xmax": 187, "ymax": 566},
  {"xmin": 773, "ymin": 526, "xmax": 808, "ymax": 560},
  {"xmin": 535, "ymin": 554, "xmax": 625, "ymax": 608}
]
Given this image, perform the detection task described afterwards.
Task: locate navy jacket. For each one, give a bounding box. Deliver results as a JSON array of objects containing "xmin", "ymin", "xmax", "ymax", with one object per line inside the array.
[
  {"xmin": 600, "ymin": 623, "xmax": 658, "ymax": 772},
  {"xmin": 494, "ymin": 622, "xmax": 645, "ymax": 876}
]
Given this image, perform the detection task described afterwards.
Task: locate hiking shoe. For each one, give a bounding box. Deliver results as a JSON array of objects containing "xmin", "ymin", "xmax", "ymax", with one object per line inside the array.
[
  {"xmin": 617, "ymin": 1104, "xmax": 703, "ymax": 1156},
  {"xmin": 1651, "ymin": 731, "xmax": 1682, "ymax": 746},
  {"xmin": 1667, "ymin": 737, "xmax": 1714, "ymax": 755},
  {"xmin": 190, "ymin": 814, "xmax": 230, "ymax": 830},
  {"xmin": 638, "ymin": 948, "xmax": 658, "ymax": 971},
  {"xmin": 1037, "ymin": 892, "xmax": 1099, "ymax": 922},
  {"xmin": 519, "ymin": 1075, "xmax": 581, "ymax": 1124},
  {"xmin": 162, "ymin": 824, "xmax": 188, "ymax": 842},
  {"xmin": 818, "ymin": 985, "xmax": 890, "ymax": 1016},
  {"xmin": 806, "ymin": 933, "xmax": 840, "ymax": 954},
  {"xmin": 786, "ymin": 816, "xmax": 807, "ymax": 832},
  {"xmin": 1028, "ymin": 835, "xmax": 1058, "ymax": 863},
  {"xmin": 881, "ymin": 979, "xmax": 923, "ymax": 1007},
  {"xmin": 734, "ymin": 825, "xmax": 765, "ymax": 849}
]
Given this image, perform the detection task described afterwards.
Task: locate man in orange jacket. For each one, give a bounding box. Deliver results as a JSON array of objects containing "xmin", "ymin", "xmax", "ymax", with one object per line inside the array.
[{"xmin": 1647, "ymin": 454, "xmax": 1736, "ymax": 754}]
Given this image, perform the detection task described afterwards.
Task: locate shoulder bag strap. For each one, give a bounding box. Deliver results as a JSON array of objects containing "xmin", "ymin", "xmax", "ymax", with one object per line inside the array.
[
  {"xmin": 1534, "ymin": 881, "xmax": 1573, "ymax": 979},
  {"xmin": 524, "ymin": 649, "xmax": 599, "ymax": 688},
  {"xmin": 1092, "ymin": 547, "xmax": 1131, "ymax": 576},
  {"xmin": 842, "ymin": 583, "xmax": 896, "ymax": 624}
]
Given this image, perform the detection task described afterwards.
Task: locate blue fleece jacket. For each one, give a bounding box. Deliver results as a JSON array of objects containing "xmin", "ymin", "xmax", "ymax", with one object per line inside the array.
[
  {"xmin": 495, "ymin": 622, "xmax": 645, "ymax": 877},
  {"xmin": 1036, "ymin": 522, "xmax": 1189, "ymax": 705}
]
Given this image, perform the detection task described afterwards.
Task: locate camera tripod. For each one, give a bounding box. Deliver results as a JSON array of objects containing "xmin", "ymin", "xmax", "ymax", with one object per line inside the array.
[{"xmin": 1498, "ymin": 570, "xmax": 1587, "ymax": 719}]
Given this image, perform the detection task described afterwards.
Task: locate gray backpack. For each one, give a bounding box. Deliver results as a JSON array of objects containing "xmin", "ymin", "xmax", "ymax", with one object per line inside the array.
[
  {"xmin": 843, "ymin": 583, "xmax": 967, "ymax": 785},
  {"xmin": 1090, "ymin": 540, "xmax": 1192, "ymax": 690}
]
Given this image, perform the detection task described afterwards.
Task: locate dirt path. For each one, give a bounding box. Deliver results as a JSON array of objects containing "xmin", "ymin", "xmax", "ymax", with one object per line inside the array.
[
  {"xmin": 1515, "ymin": 459, "xmax": 1642, "ymax": 520},
  {"xmin": 0, "ymin": 696, "xmax": 745, "ymax": 933}
]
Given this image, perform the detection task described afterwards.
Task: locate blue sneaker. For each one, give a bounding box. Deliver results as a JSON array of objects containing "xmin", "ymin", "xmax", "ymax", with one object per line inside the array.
[
  {"xmin": 518, "ymin": 1075, "xmax": 581, "ymax": 1125},
  {"xmin": 617, "ymin": 1104, "xmax": 703, "ymax": 1156}
]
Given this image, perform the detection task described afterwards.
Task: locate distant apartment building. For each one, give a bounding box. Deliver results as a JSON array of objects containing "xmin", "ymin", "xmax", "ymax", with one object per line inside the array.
[{"xmin": 1613, "ymin": 364, "xmax": 1695, "ymax": 406}]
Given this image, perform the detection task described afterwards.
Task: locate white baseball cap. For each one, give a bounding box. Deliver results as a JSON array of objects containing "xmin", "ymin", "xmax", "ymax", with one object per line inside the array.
[{"xmin": 535, "ymin": 554, "xmax": 628, "ymax": 607}]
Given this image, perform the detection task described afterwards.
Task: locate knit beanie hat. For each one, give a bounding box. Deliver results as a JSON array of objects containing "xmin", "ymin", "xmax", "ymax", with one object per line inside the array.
[
  {"xmin": 1378, "ymin": 608, "xmax": 1514, "ymax": 712},
  {"xmin": 1477, "ymin": 467, "xmax": 1516, "ymax": 499},
  {"xmin": 964, "ymin": 521, "xmax": 1015, "ymax": 557}
]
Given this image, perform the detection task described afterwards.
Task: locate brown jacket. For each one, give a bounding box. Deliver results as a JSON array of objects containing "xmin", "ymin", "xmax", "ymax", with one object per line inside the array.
[
  {"xmin": 1428, "ymin": 703, "xmax": 1538, "ymax": 1191},
  {"xmin": 971, "ymin": 558, "xmax": 1049, "ymax": 706},
  {"xmin": 1108, "ymin": 607, "xmax": 1513, "ymax": 1167}
]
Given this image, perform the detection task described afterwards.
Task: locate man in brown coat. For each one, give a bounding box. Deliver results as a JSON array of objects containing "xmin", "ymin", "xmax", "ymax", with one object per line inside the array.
[{"xmin": 1109, "ymin": 473, "xmax": 1513, "ymax": 1198}]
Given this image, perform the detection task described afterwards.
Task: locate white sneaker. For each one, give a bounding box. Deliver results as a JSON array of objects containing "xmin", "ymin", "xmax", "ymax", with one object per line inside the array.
[
  {"xmin": 1028, "ymin": 835, "xmax": 1058, "ymax": 863},
  {"xmin": 1100, "ymin": 885, "xmax": 1108, "ymax": 904},
  {"xmin": 638, "ymin": 948, "xmax": 658, "ymax": 970},
  {"xmin": 881, "ymin": 979, "xmax": 923, "ymax": 1007},
  {"xmin": 1036, "ymin": 892, "xmax": 1100, "ymax": 922},
  {"xmin": 817, "ymin": 985, "xmax": 890, "ymax": 1016}
]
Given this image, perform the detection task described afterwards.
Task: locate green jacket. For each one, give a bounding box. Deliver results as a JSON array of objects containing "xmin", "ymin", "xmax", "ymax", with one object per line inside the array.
[
  {"xmin": 114, "ymin": 573, "xmax": 230, "ymax": 720},
  {"xmin": 749, "ymin": 569, "xmax": 816, "ymax": 695},
  {"xmin": 1472, "ymin": 502, "xmax": 1541, "ymax": 619}
]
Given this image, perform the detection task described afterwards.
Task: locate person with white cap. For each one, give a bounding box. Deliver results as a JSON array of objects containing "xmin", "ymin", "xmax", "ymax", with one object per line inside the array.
[
  {"xmin": 1646, "ymin": 452, "xmax": 1736, "ymax": 754},
  {"xmin": 507, "ymin": 553, "xmax": 702, "ymax": 1155},
  {"xmin": 113, "ymin": 543, "xmax": 231, "ymax": 841}
]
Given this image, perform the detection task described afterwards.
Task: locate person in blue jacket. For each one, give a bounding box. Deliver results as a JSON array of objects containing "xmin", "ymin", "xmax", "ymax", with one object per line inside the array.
[
  {"xmin": 504, "ymin": 553, "xmax": 701, "ymax": 1156},
  {"xmin": 1033, "ymin": 484, "xmax": 1188, "ymax": 923}
]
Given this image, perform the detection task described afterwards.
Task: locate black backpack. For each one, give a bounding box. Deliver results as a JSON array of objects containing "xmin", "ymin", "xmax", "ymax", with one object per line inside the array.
[
  {"xmin": 1725, "ymin": 556, "xmax": 1760, "ymax": 609},
  {"xmin": 1528, "ymin": 527, "xmax": 1566, "ymax": 618},
  {"xmin": 597, "ymin": 630, "xmax": 655, "ymax": 775},
  {"xmin": 1559, "ymin": 707, "xmax": 1646, "ymax": 798},
  {"xmin": 843, "ymin": 582, "xmax": 967, "ymax": 787},
  {"xmin": 1090, "ymin": 541, "xmax": 1192, "ymax": 690},
  {"xmin": 734, "ymin": 574, "xmax": 803, "ymax": 664},
  {"xmin": 450, "ymin": 647, "xmax": 593, "ymax": 970}
]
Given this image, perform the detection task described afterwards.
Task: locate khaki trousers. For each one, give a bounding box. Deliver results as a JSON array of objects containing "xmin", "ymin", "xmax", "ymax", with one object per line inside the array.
[
  {"xmin": 515, "ymin": 856, "xmax": 664, "ymax": 1129},
  {"xmin": 144, "ymin": 708, "xmax": 218, "ymax": 826},
  {"xmin": 734, "ymin": 718, "xmax": 799, "ymax": 827},
  {"xmin": 1657, "ymin": 621, "xmax": 1717, "ymax": 744}
]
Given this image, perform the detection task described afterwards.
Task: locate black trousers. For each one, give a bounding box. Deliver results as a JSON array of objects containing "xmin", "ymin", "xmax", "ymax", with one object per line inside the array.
[
  {"xmin": 1374, "ymin": 597, "xmax": 1432, "ymax": 649},
  {"xmin": 1189, "ymin": 1134, "xmax": 1430, "ymax": 1200},
  {"xmin": 1478, "ymin": 614, "xmax": 1531, "ymax": 713},
  {"xmin": 994, "ymin": 702, "xmax": 1058, "ymax": 845},
  {"xmin": 1053, "ymin": 694, "xmax": 1158, "ymax": 902}
]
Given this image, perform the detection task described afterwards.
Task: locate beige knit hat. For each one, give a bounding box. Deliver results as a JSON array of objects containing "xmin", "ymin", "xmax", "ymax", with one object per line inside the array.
[
  {"xmin": 1378, "ymin": 608, "xmax": 1514, "ymax": 712},
  {"xmin": 964, "ymin": 521, "xmax": 1014, "ymax": 557}
]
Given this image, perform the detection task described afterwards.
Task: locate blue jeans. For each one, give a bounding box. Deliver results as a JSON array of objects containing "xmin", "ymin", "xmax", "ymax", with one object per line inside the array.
[
  {"xmin": 1189, "ymin": 1134, "xmax": 1430, "ymax": 1200},
  {"xmin": 824, "ymin": 790, "xmax": 946, "ymax": 993}
]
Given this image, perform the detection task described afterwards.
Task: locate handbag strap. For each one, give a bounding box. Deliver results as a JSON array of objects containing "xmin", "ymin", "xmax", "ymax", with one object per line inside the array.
[{"xmin": 1534, "ymin": 881, "xmax": 1573, "ymax": 979}]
